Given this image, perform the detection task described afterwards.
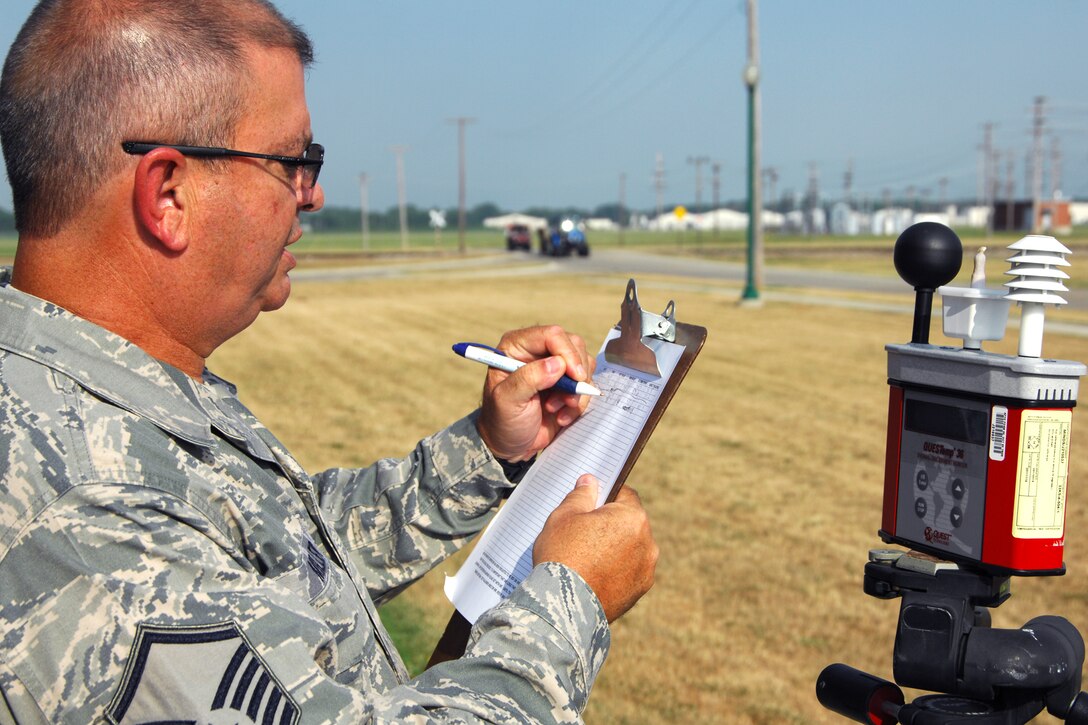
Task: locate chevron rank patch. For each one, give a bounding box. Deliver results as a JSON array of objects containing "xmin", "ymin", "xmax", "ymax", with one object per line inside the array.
[{"xmin": 107, "ymin": 621, "xmax": 298, "ymax": 725}]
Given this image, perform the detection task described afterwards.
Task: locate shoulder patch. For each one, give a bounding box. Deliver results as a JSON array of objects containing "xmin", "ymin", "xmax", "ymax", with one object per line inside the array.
[
  {"xmin": 304, "ymin": 537, "xmax": 330, "ymax": 599},
  {"xmin": 107, "ymin": 621, "xmax": 299, "ymax": 725}
]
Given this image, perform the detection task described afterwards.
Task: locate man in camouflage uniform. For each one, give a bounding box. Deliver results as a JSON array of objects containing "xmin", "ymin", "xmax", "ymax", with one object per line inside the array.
[{"xmin": 0, "ymin": 1, "xmax": 659, "ymax": 722}]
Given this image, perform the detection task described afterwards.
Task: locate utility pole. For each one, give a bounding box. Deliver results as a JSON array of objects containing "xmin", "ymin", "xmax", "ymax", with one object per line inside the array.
[
  {"xmin": 358, "ymin": 172, "xmax": 370, "ymax": 250},
  {"xmin": 1023, "ymin": 148, "xmax": 1031, "ymax": 202},
  {"xmin": 805, "ymin": 163, "xmax": 820, "ymax": 235},
  {"xmin": 447, "ymin": 117, "xmax": 475, "ymax": 254},
  {"xmin": 712, "ymin": 162, "xmax": 721, "ymax": 209},
  {"xmin": 843, "ymin": 158, "xmax": 854, "ymax": 206},
  {"xmin": 763, "ymin": 167, "xmax": 778, "ymax": 210},
  {"xmin": 653, "ymin": 152, "xmax": 666, "ymax": 221},
  {"xmin": 687, "ymin": 155, "xmax": 710, "ymax": 212},
  {"xmin": 980, "ymin": 122, "xmax": 995, "ymax": 237},
  {"xmin": 1005, "ymin": 151, "xmax": 1015, "ymax": 231},
  {"xmin": 1050, "ymin": 133, "xmax": 1062, "ymax": 199},
  {"xmin": 390, "ymin": 145, "xmax": 409, "ymax": 250},
  {"xmin": 712, "ymin": 162, "xmax": 721, "ymax": 237},
  {"xmin": 1030, "ymin": 96, "xmax": 1046, "ymax": 232},
  {"xmin": 741, "ymin": 0, "xmax": 763, "ymax": 304},
  {"xmin": 618, "ymin": 172, "xmax": 627, "ymax": 245}
]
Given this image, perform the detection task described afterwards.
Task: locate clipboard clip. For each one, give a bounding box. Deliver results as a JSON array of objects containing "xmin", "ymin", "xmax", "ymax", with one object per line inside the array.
[{"xmin": 604, "ymin": 279, "xmax": 676, "ymax": 377}]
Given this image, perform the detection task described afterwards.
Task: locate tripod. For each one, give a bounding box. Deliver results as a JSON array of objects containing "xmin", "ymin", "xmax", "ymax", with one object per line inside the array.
[{"xmin": 817, "ymin": 550, "xmax": 1088, "ymax": 724}]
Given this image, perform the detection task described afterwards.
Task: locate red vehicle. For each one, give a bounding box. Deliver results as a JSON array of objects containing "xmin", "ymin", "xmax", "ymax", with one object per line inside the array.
[{"xmin": 505, "ymin": 224, "xmax": 531, "ymax": 251}]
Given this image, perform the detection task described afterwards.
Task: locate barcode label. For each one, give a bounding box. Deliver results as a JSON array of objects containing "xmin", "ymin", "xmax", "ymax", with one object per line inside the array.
[{"xmin": 990, "ymin": 405, "xmax": 1008, "ymax": 461}]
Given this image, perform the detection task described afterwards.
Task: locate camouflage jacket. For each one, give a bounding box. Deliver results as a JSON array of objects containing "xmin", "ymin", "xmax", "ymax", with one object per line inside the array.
[{"xmin": 0, "ymin": 280, "xmax": 610, "ymax": 724}]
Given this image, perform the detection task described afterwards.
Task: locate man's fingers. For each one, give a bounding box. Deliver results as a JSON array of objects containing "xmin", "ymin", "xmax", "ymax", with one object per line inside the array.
[
  {"xmin": 500, "ymin": 326, "xmax": 591, "ymax": 383},
  {"xmin": 478, "ymin": 324, "xmax": 594, "ymax": 462},
  {"xmin": 533, "ymin": 476, "xmax": 657, "ymax": 622},
  {"xmin": 611, "ymin": 485, "xmax": 642, "ymax": 507},
  {"xmin": 555, "ymin": 474, "xmax": 600, "ymax": 514},
  {"xmin": 498, "ymin": 356, "xmax": 566, "ymax": 401},
  {"xmin": 557, "ymin": 332, "xmax": 590, "ymax": 382}
]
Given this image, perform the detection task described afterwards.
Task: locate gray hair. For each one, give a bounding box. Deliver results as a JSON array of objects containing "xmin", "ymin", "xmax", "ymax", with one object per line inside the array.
[{"xmin": 0, "ymin": 0, "xmax": 313, "ymax": 237}]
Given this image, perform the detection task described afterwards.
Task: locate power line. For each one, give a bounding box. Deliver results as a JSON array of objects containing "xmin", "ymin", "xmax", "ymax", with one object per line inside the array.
[
  {"xmin": 519, "ymin": 12, "xmax": 734, "ymax": 139},
  {"xmin": 557, "ymin": 3, "xmax": 678, "ymax": 112}
]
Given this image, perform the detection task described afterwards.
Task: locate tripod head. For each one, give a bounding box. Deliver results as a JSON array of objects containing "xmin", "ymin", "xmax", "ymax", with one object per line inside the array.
[
  {"xmin": 819, "ymin": 550, "xmax": 1088, "ymax": 724},
  {"xmin": 817, "ymin": 223, "xmax": 1088, "ymax": 724}
]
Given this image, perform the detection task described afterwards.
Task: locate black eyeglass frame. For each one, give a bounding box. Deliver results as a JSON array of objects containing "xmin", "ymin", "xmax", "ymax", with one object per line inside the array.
[{"xmin": 121, "ymin": 140, "xmax": 324, "ymax": 188}]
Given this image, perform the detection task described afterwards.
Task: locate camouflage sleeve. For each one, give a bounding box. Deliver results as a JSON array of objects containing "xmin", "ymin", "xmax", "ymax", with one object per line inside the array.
[
  {"xmin": 0, "ymin": 486, "xmax": 609, "ymax": 724},
  {"xmin": 1, "ymin": 484, "xmax": 374, "ymax": 722},
  {"xmin": 0, "ymin": 659, "xmax": 47, "ymax": 724},
  {"xmin": 407, "ymin": 563, "xmax": 611, "ymax": 722},
  {"xmin": 312, "ymin": 411, "xmax": 515, "ymax": 604}
]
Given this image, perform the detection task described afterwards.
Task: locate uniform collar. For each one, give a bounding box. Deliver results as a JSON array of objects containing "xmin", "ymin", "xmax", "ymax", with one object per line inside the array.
[{"xmin": 0, "ymin": 278, "xmax": 222, "ymax": 447}]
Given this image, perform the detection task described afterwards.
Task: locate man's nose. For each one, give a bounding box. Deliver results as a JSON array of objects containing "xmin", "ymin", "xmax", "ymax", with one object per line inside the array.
[{"xmin": 302, "ymin": 181, "xmax": 325, "ymax": 212}]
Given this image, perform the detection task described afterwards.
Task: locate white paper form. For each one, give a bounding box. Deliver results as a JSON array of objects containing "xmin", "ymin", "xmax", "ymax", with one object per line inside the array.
[{"xmin": 444, "ymin": 330, "xmax": 685, "ymax": 623}]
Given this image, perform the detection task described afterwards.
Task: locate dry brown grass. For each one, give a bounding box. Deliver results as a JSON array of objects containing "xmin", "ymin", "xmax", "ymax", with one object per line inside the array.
[{"xmin": 210, "ymin": 271, "xmax": 1088, "ymax": 724}]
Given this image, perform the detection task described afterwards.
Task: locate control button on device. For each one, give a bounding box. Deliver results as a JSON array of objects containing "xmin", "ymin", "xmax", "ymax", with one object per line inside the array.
[{"xmin": 916, "ymin": 470, "xmax": 929, "ymax": 490}]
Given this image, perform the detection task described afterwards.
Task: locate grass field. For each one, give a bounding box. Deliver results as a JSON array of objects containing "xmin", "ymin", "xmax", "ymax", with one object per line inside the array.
[{"xmin": 203, "ymin": 264, "xmax": 1088, "ymax": 724}]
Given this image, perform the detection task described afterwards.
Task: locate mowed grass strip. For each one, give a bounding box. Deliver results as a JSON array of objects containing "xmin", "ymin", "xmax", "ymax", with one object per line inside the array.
[{"xmin": 210, "ymin": 273, "xmax": 1088, "ymax": 724}]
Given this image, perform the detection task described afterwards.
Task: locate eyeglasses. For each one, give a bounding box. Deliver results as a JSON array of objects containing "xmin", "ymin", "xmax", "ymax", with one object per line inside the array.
[{"xmin": 121, "ymin": 140, "xmax": 324, "ymax": 189}]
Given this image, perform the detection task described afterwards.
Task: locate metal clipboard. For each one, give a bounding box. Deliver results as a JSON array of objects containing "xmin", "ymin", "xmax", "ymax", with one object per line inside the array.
[
  {"xmin": 600, "ymin": 279, "xmax": 707, "ymax": 502},
  {"xmin": 428, "ymin": 279, "xmax": 706, "ymax": 666}
]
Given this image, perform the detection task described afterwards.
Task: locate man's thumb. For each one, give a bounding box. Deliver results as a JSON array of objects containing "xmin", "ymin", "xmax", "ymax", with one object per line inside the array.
[{"xmin": 557, "ymin": 474, "xmax": 601, "ymax": 514}]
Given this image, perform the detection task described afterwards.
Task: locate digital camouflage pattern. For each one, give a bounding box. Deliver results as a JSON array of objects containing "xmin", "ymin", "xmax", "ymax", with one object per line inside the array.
[{"xmin": 0, "ymin": 276, "xmax": 610, "ymax": 724}]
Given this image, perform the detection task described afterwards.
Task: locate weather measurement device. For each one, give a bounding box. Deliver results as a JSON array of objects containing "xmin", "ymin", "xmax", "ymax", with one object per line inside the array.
[
  {"xmin": 818, "ymin": 223, "xmax": 1088, "ymax": 724},
  {"xmin": 881, "ymin": 226, "xmax": 1083, "ymax": 575}
]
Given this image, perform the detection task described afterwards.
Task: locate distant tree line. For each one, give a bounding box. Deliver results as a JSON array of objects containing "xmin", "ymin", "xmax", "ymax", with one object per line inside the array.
[{"xmin": 0, "ymin": 203, "xmax": 623, "ymax": 235}]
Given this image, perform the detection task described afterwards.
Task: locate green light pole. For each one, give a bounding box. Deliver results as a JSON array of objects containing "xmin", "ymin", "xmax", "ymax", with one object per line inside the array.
[{"xmin": 741, "ymin": 0, "xmax": 763, "ymax": 304}]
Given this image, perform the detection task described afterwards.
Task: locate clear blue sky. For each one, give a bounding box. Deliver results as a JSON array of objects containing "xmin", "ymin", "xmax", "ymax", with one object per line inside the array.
[{"xmin": 1, "ymin": 1, "xmax": 1086, "ymax": 215}]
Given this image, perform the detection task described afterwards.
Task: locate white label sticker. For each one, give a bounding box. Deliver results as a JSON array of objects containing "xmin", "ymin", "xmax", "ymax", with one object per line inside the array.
[
  {"xmin": 989, "ymin": 405, "xmax": 1008, "ymax": 461},
  {"xmin": 1012, "ymin": 409, "xmax": 1072, "ymax": 539}
]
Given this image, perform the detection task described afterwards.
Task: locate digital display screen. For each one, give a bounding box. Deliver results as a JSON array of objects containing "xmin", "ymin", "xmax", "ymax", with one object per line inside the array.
[{"xmin": 904, "ymin": 398, "xmax": 988, "ymax": 446}]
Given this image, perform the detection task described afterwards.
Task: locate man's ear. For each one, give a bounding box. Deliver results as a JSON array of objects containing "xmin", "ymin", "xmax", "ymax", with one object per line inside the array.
[{"xmin": 132, "ymin": 148, "xmax": 191, "ymax": 253}]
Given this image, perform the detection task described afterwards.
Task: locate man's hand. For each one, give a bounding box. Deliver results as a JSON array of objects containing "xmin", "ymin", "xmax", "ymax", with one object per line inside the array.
[
  {"xmin": 476, "ymin": 325, "xmax": 595, "ymax": 462},
  {"xmin": 533, "ymin": 475, "xmax": 658, "ymax": 622}
]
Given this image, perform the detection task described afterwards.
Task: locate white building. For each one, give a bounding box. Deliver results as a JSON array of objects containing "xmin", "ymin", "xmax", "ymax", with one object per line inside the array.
[
  {"xmin": 482, "ymin": 213, "xmax": 548, "ymax": 231},
  {"xmin": 1069, "ymin": 201, "xmax": 1088, "ymax": 226},
  {"xmin": 647, "ymin": 207, "xmax": 783, "ymax": 231}
]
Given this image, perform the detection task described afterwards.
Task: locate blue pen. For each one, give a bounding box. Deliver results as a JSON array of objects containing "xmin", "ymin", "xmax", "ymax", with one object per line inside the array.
[{"xmin": 453, "ymin": 342, "xmax": 603, "ymax": 396}]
